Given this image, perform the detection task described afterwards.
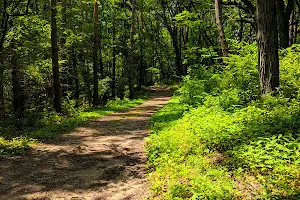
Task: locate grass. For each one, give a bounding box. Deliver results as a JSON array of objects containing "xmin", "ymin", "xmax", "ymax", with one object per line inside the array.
[{"xmin": 0, "ymin": 97, "xmax": 148, "ymax": 156}]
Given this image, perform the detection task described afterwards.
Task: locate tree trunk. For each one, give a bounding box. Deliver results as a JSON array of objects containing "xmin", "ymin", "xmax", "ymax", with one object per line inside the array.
[
  {"xmin": 0, "ymin": 48, "xmax": 4, "ymax": 120},
  {"xmin": 138, "ymin": 0, "xmax": 145, "ymax": 90},
  {"xmin": 112, "ymin": 46, "xmax": 116, "ymax": 99},
  {"xmin": 129, "ymin": 0, "xmax": 136, "ymax": 99},
  {"xmin": 71, "ymin": 47, "xmax": 80, "ymax": 107},
  {"xmin": 170, "ymin": 30, "xmax": 183, "ymax": 80},
  {"xmin": 238, "ymin": 10, "xmax": 244, "ymax": 42},
  {"xmin": 257, "ymin": 0, "xmax": 280, "ymax": 94},
  {"xmin": 84, "ymin": 60, "xmax": 92, "ymax": 105},
  {"xmin": 51, "ymin": 0, "xmax": 62, "ymax": 112},
  {"xmin": 181, "ymin": 27, "xmax": 189, "ymax": 75},
  {"xmin": 0, "ymin": 0, "xmax": 8, "ymax": 120},
  {"xmin": 11, "ymin": 45, "xmax": 25, "ymax": 119},
  {"xmin": 289, "ymin": 9, "xmax": 295, "ymax": 46},
  {"xmin": 215, "ymin": 0, "xmax": 228, "ymax": 56},
  {"xmin": 277, "ymin": 0, "xmax": 290, "ymax": 48},
  {"xmin": 93, "ymin": 0, "xmax": 99, "ymax": 106},
  {"xmin": 61, "ymin": 0, "xmax": 69, "ymax": 95},
  {"xmin": 99, "ymin": 0, "xmax": 105, "ymax": 79},
  {"xmin": 277, "ymin": 0, "xmax": 294, "ymax": 49}
]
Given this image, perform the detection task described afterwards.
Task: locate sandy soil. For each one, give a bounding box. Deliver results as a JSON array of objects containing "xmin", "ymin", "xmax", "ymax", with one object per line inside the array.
[{"xmin": 0, "ymin": 87, "xmax": 172, "ymax": 200}]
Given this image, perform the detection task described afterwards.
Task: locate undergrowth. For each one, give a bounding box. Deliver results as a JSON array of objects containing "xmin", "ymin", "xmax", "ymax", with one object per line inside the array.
[
  {"xmin": 147, "ymin": 44, "xmax": 300, "ymax": 199},
  {"xmin": 0, "ymin": 97, "xmax": 147, "ymax": 155}
]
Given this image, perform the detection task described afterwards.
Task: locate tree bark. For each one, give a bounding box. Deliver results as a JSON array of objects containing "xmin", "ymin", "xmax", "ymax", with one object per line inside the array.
[
  {"xmin": 112, "ymin": 24, "xmax": 116, "ymax": 99},
  {"xmin": 51, "ymin": 0, "xmax": 62, "ymax": 112},
  {"xmin": 0, "ymin": 47, "xmax": 4, "ymax": 120},
  {"xmin": 0, "ymin": 0, "xmax": 8, "ymax": 120},
  {"xmin": 277, "ymin": 0, "xmax": 294, "ymax": 48},
  {"xmin": 93, "ymin": 0, "xmax": 99, "ymax": 106},
  {"xmin": 138, "ymin": 0, "xmax": 145, "ymax": 90},
  {"xmin": 112, "ymin": 46, "xmax": 116, "ymax": 99},
  {"xmin": 289, "ymin": 9, "xmax": 295, "ymax": 46},
  {"xmin": 129, "ymin": 0, "xmax": 136, "ymax": 99},
  {"xmin": 11, "ymin": 44, "xmax": 25, "ymax": 119},
  {"xmin": 215, "ymin": 0, "xmax": 229, "ymax": 56},
  {"xmin": 61, "ymin": 0, "xmax": 69, "ymax": 94},
  {"xmin": 257, "ymin": 0, "xmax": 280, "ymax": 94},
  {"xmin": 170, "ymin": 30, "xmax": 183, "ymax": 79},
  {"xmin": 71, "ymin": 47, "xmax": 80, "ymax": 107}
]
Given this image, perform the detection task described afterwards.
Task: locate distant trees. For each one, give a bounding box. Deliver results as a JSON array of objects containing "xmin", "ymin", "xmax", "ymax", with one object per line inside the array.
[
  {"xmin": 223, "ymin": 0, "xmax": 298, "ymax": 49},
  {"xmin": 1, "ymin": 0, "xmax": 300, "ymax": 124},
  {"xmin": 157, "ymin": 0, "xmax": 182, "ymax": 79},
  {"xmin": 1, "ymin": 0, "xmax": 31, "ymax": 118}
]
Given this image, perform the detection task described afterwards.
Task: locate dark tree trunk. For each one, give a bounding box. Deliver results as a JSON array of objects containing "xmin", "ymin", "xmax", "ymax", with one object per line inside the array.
[
  {"xmin": 112, "ymin": 46, "xmax": 116, "ymax": 99},
  {"xmin": 71, "ymin": 47, "xmax": 80, "ymax": 107},
  {"xmin": 112, "ymin": 21, "xmax": 117, "ymax": 99},
  {"xmin": 181, "ymin": 27, "xmax": 189, "ymax": 75},
  {"xmin": 129, "ymin": 0, "xmax": 136, "ymax": 99},
  {"xmin": 138, "ymin": 0, "xmax": 145, "ymax": 90},
  {"xmin": 99, "ymin": 1, "xmax": 105, "ymax": 79},
  {"xmin": 289, "ymin": 10, "xmax": 295, "ymax": 46},
  {"xmin": 0, "ymin": 0, "xmax": 8, "ymax": 120},
  {"xmin": 0, "ymin": 48, "xmax": 4, "ymax": 120},
  {"xmin": 93, "ymin": 1, "xmax": 99, "ymax": 106},
  {"xmin": 277, "ymin": 0, "xmax": 294, "ymax": 48},
  {"xmin": 138, "ymin": 39, "xmax": 145, "ymax": 90},
  {"xmin": 61, "ymin": 0, "xmax": 69, "ymax": 95},
  {"xmin": 257, "ymin": 0, "xmax": 280, "ymax": 94},
  {"xmin": 51, "ymin": 0, "xmax": 62, "ymax": 112},
  {"xmin": 238, "ymin": 11, "xmax": 244, "ymax": 42},
  {"xmin": 170, "ymin": 30, "xmax": 183, "ymax": 80},
  {"xmin": 215, "ymin": 0, "xmax": 229, "ymax": 56},
  {"xmin": 11, "ymin": 46, "xmax": 25, "ymax": 119},
  {"xmin": 84, "ymin": 60, "xmax": 92, "ymax": 105}
]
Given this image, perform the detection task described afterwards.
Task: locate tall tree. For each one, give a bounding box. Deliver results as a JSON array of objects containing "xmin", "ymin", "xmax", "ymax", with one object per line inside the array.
[
  {"xmin": 0, "ymin": 50, "xmax": 3, "ymax": 120},
  {"xmin": 11, "ymin": 40, "xmax": 25, "ymax": 119},
  {"xmin": 112, "ymin": 14, "xmax": 116, "ymax": 99},
  {"xmin": 257, "ymin": 0, "xmax": 280, "ymax": 94},
  {"xmin": 51, "ymin": 0, "xmax": 62, "ymax": 112},
  {"xmin": 215, "ymin": 0, "xmax": 228, "ymax": 56},
  {"xmin": 93, "ymin": 0, "xmax": 99, "ymax": 105},
  {"xmin": 138, "ymin": 0, "xmax": 146, "ymax": 90},
  {"xmin": 129, "ymin": 0, "xmax": 136, "ymax": 99},
  {"xmin": 277, "ymin": 0, "xmax": 295, "ymax": 48},
  {"xmin": 0, "ymin": 0, "xmax": 7, "ymax": 120},
  {"xmin": 61, "ymin": 0, "xmax": 69, "ymax": 94}
]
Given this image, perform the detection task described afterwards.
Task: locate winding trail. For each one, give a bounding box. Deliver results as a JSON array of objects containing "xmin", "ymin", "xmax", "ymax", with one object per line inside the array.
[{"xmin": 0, "ymin": 87, "xmax": 172, "ymax": 200}]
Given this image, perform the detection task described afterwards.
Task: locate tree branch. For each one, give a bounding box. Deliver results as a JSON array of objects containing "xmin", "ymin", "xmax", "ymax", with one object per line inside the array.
[{"xmin": 9, "ymin": 0, "xmax": 31, "ymax": 17}]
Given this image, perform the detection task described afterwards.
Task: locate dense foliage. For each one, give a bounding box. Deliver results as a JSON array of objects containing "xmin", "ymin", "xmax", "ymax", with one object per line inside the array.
[
  {"xmin": 147, "ymin": 44, "xmax": 300, "ymax": 199},
  {"xmin": 1, "ymin": 0, "xmax": 300, "ymax": 198}
]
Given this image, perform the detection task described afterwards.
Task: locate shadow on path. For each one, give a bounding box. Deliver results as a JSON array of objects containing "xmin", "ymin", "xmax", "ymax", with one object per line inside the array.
[{"xmin": 0, "ymin": 87, "xmax": 172, "ymax": 200}]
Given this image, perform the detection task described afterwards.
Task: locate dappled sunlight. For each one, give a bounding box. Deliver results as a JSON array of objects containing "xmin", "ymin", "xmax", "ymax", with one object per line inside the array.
[{"xmin": 0, "ymin": 88, "xmax": 172, "ymax": 200}]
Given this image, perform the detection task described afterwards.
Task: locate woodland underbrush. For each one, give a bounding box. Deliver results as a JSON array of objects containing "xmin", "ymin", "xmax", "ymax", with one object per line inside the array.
[{"xmin": 147, "ymin": 44, "xmax": 300, "ymax": 199}]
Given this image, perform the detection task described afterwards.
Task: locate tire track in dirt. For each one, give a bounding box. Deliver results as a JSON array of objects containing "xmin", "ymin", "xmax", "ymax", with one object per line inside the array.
[{"xmin": 0, "ymin": 87, "xmax": 172, "ymax": 200}]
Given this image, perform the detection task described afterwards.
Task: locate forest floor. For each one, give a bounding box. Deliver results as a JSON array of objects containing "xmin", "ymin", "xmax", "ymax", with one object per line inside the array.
[{"xmin": 0, "ymin": 87, "xmax": 172, "ymax": 200}]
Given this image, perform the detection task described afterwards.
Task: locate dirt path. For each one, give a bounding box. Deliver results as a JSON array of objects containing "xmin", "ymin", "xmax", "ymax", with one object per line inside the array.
[{"xmin": 0, "ymin": 87, "xmax": 172, "ymax": 200}]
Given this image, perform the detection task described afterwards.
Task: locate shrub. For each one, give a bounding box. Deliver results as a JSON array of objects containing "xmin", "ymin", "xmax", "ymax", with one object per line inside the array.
[{"xmin": 147, "ymin": 44, "xmax": 300, "ymax": 199}]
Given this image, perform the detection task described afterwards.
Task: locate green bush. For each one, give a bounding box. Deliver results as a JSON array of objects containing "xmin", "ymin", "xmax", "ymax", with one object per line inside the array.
[{"xmin": 147, "ymin": 44, "xmax": 300, "ymax": 199}]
